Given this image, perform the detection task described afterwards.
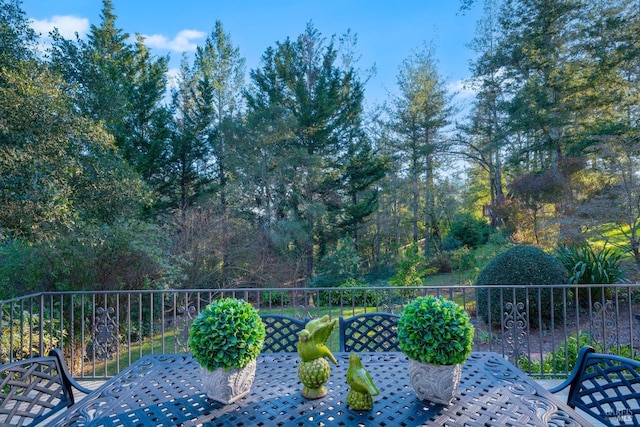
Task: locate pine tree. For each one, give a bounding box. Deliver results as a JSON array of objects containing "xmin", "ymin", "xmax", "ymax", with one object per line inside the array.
[
  {"xmin": 125, "ymin": 35, "xmax": 171, "ymax": 194},
  {"xmin": 168, "ymin": 57, "xmax": 210, "ymax": 215},
  {"xmin": 245, "ymin": 23, "xmax": 375, "ymax": 279},
  {"xmin": 391, "ymin": 43, "xmax": 453, "ymax": 256},
  {"xmin": 190, "ymin": 21, "xmax": 246, "ymax": 282},
  {"xmin": 49, "ymin": 0, "xmax": 170, "ymax": 194},
  {"xmin": 459, "ymin": 0, "xmax": 507, "ymax": 227}
]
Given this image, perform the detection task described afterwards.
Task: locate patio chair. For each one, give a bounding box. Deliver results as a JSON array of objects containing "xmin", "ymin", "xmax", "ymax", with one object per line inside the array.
[
  {"xmin": 339, "ymin": 312, "xmax": 401, "ymax": 352},
  {"xmin": 0, "ymin": 348, "xmax": 91, "ymax": 426},
  {"xmin": 549, "ymin": 345, "xmax": 640, "ymax": 426},
  {"xmin": 260, "ymin": 314, "xmax": 308, "ymax": 353}
]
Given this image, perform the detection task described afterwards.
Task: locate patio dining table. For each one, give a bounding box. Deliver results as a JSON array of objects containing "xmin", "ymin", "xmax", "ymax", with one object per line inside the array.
[{"xmin": 49, "ymin": 351, "xmax": 591, "ymax": 426}]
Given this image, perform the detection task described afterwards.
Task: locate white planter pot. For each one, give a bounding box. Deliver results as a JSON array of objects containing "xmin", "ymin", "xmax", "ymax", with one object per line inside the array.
[
  {"xmin": 200, "ymin": 359, "xmax": 257, "ymax": 404},
  {"xmin": 408, "ymin": 359, "xmax": 462, "ymax": 405}
]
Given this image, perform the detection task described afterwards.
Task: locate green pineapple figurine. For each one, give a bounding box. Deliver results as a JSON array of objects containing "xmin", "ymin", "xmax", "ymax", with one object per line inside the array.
[
  {"xmin": 297, "ymin": 315, "xmax": 338, "ymax": 399},
  {"xmin": 346, "ymin": 352, "xmax": 379, "ymax": 410}
]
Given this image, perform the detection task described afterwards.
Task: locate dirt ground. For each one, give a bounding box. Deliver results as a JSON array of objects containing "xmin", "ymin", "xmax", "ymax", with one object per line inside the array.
[{"xmin": 472, "ymin": 298, "xmax": 640, "ymax": 361}]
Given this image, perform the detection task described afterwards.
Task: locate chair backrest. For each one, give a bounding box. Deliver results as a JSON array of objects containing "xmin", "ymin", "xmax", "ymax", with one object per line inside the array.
[
  {"xmin": 339, "ymin": 312, "xmax": 401, "ymax": 352},
  {"xmin": 0, "ymin": 349, "xmax": 90, "ymax": 426},
  {"xmin": 562, "ymin": 346, "xmax": 640, "ymax": 426},
  {"xmin": 260, "ymin": 314, "xmax": 308, "ymax": 353}
]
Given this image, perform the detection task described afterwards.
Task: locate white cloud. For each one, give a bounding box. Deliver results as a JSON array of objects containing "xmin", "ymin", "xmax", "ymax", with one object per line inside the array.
[
  {"xmin": 142, "ymin": 29, "xmax": 206, "ymax": 53},
  {"xmin": 30, "ymin": 15, "xmax": 89, "ymax": 39}
]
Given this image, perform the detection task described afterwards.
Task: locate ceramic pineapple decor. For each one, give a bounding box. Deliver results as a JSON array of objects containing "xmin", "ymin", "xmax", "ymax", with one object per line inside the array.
[{"xmin": 296, "ymin": 315, "xmax": 338, "ymax": 399}]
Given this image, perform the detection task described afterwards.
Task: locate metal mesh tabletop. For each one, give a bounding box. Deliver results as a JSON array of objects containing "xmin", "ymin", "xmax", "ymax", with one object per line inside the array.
[{"xmin": 49, "ymin": 352, "xmax": 591, "ymax": 426}]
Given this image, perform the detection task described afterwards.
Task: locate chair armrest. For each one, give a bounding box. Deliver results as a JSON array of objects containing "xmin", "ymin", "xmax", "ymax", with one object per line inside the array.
[
  {"xmin": 547, "ymin": 376, "xmax": 573, "ymax": 394},
  {"xmin": 547, "ymin": 346, "xmax": 595, "ymax": 404},
  {"xmin": 66, "ymin": 373, "xmax": 93, "ymax": 395},
  {"xmin": 49, "ymin": 348, "xmax": 93, "ymax": 396}
]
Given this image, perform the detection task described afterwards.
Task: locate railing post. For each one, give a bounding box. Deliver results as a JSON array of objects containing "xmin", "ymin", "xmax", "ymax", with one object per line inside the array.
[{"xmin": 39, "ymin": 293, "xmax": 44, "ymax": 357}]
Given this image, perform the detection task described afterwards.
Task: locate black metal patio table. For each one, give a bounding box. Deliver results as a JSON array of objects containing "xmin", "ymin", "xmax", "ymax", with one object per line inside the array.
[{"xmin": 49, "ymin": 352, "xmax": 591, "ymax": 426}]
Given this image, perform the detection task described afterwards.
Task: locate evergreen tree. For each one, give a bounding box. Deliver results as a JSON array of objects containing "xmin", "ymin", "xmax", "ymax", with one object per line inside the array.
[
  {"xmin": 340, "ymin": 140, "xmax": 389, "ymax": 251},
  {"xmin": 391, "ymin": 43, "xmax": 453, "ymax": 256},
  {"xmin": 190, "ymin": 21, "xmax": 246, "ymax": 282},
  {"xmin": 193, "ymin": 21, "xmax": 245, "ymax": 207},
  {"xmin": 574, "ymin": 0, "xmax": 640, "ymax": 259},
  {"xmin": 125, "ymin": 35, "xmax": 171, "ymax": 195},
  {"xmin": 459, "ymin": 0, "xmax": 507, "ymax": 227},
  {"xmin": 168, "ymin": 57, "xmax": 210, "ymax": 215},
  {"xmin": 497, "ymin": 0, "xmax": 588, "ymax": 164},
  {"xmin": 49, "ymin": 0, "xmax": 170, "ymax": 196},
  {"xmin": 245, "ymin": 23, "xmax": 377, "ymax": 279},
  {"xmin": 49, "ymin": 0, "xmax": 133, "ymax": 145}
]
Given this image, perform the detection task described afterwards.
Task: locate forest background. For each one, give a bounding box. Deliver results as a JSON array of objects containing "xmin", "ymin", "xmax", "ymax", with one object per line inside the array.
[{"xmin": 1, "ymin": 0, "xmax": 640, "ymax": 299}]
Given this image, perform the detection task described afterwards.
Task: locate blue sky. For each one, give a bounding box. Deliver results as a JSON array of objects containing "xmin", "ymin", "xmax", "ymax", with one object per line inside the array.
[{"xmin": 21, "ymin": 0, "xmax": 483, "ymax": 108}]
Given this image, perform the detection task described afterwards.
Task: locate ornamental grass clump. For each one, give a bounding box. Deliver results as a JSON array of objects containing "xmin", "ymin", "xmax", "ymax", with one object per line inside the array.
[
  {"xmin": 188, "ymin": 298, "xmax": 265, "ymax": 372},
  {"xmin": 398, "ymin": 296, "xmax": 474, "ymax": 365}
]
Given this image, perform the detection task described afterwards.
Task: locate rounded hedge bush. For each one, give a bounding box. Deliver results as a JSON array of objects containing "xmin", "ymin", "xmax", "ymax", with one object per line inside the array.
[
  {"xmin": 188, "ymin": 298, "xmax": 266, "ymax": 371},
  {"xmin": 475, "ymin": 245, "xmax": 568, "ymax": 329},
  {"xmin": 398, "ymin": 296, "xmax": 474, "ymax": 365}
]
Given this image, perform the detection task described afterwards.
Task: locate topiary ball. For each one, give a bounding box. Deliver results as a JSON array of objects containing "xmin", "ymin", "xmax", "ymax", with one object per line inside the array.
[
  {"xmin": 188, "ymin": 298, "xmax": 265, "ymax": 371},
  {"xmin": 475, "ymin": 245, "xmax": 568, "ymax": 329},
  {"xmin": 398, "ymin": 296, "xmax": 474, "ymax": 365}
]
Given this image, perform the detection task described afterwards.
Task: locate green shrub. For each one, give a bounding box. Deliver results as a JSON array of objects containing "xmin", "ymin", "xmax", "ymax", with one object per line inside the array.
[
  {"xmin": 188, "ymin": 298, "xmax": 265, "ymax": 371},
  {"xmin": 1, "ymin": 309, "xmax": 61, "ymax": 364},
  {"xmin": 554, "ymin": 244, "xmax": 623, "ymax": 303},
  {"xmin": 446, "ymin": 213, "xmax": 491, "ymax": 249},
  {"xmin": 475, "ymin": 245, "xmax": 568, "ymax": 329},
  {"xmin": 261, "ymin": 290, "xmax": 291, "ymax": 306},
  {"xmin": 0, "ymin": 220, "xmax": 182, "ymax": 296},
  {"xmin": 398, "ymin": 296, "xmax": 474, "ymax": 365},
  {"xmin": 447, "ymin": 247, "xmax": 475, "ymax": 272},
  {"xmin": 441, "ymin": 235, "xmax": 463, "ymax": 251},
  {"xmin": 318, "ymin": 278, "xmax": 380, "ymax": 306},
  {"xmin": 309, "ymin": 238, "xmax": 361, "ymax": 288},
  {"xmin": 429, "ymin": 246, "xmax": 478, "ymax": 273},
  {"xmin": 389, "ymin": 243, "xmax": 425, "ymax": 288},
  {"xmin": 0, "ymin": 240, "xmax": 48, "ymax": 299},
  {"xmin": 519, "ymin": 331, "xmax": 640, "ymax": 374},
  {"xmin": 518, "ymin": 331, "xmax": 594, "ymax": 374},
  {"xmin": 365, "ymin": 260, "xmax": 395, "ymax": 282},
  {"xmin": 425, "ymin": 252, "xmax": 453, "ymax": 274}
]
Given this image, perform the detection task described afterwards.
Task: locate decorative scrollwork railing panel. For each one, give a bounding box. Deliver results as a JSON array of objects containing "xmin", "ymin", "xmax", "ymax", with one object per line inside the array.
[
  {"xmin": 502, "ymin": 301, "xmax": 529, "ymax": 361},
  {"xmin": 167, "ymin": 298, "xmax": 198, "ymax": 353},
  {"xmin": 591, "ymin": 300, "xmax": 617, "ymax": 351},
  {"xmin": 91, "ymin": 306, "xmax": 118, "ymax": 361}
]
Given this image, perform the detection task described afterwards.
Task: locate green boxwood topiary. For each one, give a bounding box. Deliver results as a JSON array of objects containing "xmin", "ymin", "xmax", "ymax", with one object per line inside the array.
[
  {"xmin": 475, "ymin": 245, "xmax": 568, "ymax": 329},
  {"xmin": 188, "ymin": 298, "xmax": 266, "ymax": 371},
  {"xmin": 397, "ymin": 296, "xmax": 474, "ymax": 365}
]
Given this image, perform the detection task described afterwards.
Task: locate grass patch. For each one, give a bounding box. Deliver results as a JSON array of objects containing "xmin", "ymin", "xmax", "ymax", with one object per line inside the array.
[{"xmin": 81, "ymin": 328, "xmax": 188, "ymax": 377}]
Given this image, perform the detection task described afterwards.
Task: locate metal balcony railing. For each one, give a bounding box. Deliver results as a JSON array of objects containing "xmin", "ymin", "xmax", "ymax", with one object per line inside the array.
[{"xmin": 2, "ymin": 284, "xmax": 639, "ymax": 380}]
